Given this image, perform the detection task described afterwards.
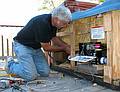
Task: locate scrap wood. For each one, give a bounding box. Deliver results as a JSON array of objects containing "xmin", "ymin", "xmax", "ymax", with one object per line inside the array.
[{"xmin": 0, "ymin": 74, "xmax": 16, "ymax": 77}]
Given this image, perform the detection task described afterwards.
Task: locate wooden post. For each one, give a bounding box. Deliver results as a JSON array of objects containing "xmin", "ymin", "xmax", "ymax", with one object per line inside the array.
[
  {"xmin": 104, "ymin": 10, "xmax": 120, "ymax": 86},
  {"xmin": 7, "ymin": 39, "xmax": 9, "ymax": 56},
  {"xmin": 111, "ymin": 11, "xmax": 120, "ymax": 85},
  {"xmin": 12, "ymin": 42, "xmax": 14, "ymax": 57},
  {"xmin": 103, "ymin": 12, "xmax": 113, "ymax": 84},
  {"xmin": 1, "ymin": 35, "xmax": 4, "ymax": 57},
  {"xmin": 70, "ymin": 22, "xmax": 76, "ymax": 68}
]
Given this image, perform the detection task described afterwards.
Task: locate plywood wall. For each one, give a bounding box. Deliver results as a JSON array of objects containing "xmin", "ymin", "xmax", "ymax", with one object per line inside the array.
[
  {"xmin": 60, "ymin": 14, "xmax": 105, "ymax": 52},
  {"xmin": 57, "ymin": 10, "xmax": 120, "ymax": 86}
]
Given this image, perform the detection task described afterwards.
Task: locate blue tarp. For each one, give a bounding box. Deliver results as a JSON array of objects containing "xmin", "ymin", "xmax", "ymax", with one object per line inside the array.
[{"xmin": 72, "ymin": 0, "xmax": 120, "ymax": 21}]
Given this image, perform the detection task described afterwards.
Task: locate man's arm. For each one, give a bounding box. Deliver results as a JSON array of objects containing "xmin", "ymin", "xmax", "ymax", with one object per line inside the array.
[
  {"xmin": 41, "ymin": 36, "xmax": 71, "ymax": 54},
  {"xmin": 51, "ymin": 36, "xmax": 70, "ymax": 47},
  {"xmin": 41, "ymin": 42, "xmax": 65, "ymax": 52},
  {"xmin": 51, "ymin": 36, "xmax": 71, "ymax": 54}
]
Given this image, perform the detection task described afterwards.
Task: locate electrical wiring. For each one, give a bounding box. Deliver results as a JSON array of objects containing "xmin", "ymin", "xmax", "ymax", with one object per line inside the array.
[
  {"xmin": 0, "ymin": 77, "xmax": 27, "ymax": 92},
  {"xmin": 12, "ymin": 85, "xmax": 27, "ymax": 92}
]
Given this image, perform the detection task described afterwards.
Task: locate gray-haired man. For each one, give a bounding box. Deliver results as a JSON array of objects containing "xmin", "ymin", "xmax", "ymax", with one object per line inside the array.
[{"xmin": 6, "ymin": 6, "xmax": 72, "ymax": 81}]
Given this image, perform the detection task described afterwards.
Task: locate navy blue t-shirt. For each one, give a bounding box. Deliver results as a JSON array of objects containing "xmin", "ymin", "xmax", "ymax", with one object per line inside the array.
[{"xmin": 14, "ymin": 14, "xmax": 57, "ymax": 49}]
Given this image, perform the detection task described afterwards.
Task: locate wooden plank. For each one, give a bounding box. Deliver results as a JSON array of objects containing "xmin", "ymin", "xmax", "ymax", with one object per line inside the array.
[
  {"xmin": 104, "ymin": 11, "xmax": 120, "ymax": 85},
  {"xmin": 104, "ymin": 66, "xmax": 112, "ymax": 83},
  {"xmin": 104, "ymin": 18, "xmax": 113, "ymax": 83},
  {"xmin": 112, "ymin": 11, "xmax": 120, "ymax": 85},
  {"xmin": 57, "ymin": 31, "xmax": 73, "ymax": 37},
  {"xmin": 7, "ymin": 39, "xmax": 9, "ymax": 56},
  {"xmin": 70, "ymin": 23, "xmax": 76, "ymax": 68},
  {"xmin": 103, "ymin": 12, "xmax": 112, "ymax": 32},
  {"xmin": 12, "ymin": 42, "xmax": 14, "ymax": 57},
  {"xmin": 90, "ymin": 16, "xmax": 97, "ymax": 27},
  {"xmin": 1, "ymin": 35, "xmax": 4, "ymax": 57},
  {"xmin": 103, "ymin": 12, "xmax": 113, "ymax": 84}
]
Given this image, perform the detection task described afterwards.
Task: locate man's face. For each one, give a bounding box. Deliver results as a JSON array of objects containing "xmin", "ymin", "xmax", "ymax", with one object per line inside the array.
[{"xmin": 53, "ymin": 17, "xmax": 70, "ymax": 29}]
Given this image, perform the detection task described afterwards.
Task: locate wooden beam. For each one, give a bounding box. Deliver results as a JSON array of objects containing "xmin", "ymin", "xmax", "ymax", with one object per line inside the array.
[
  {"xmin": 1, "ymin": 35, "xmax": 4, "ymax": 57},
  {"xmin": 70, "ymin": 23, "xmax": 76, "ymax": 68},
  {"xmin": 104, "ymin": 10, "xmax": 120, "ymax": 86},
  {"xmin": 112, "ymin": 11, "xmax": 120, "ymax": 85},
  {"xmin": 57, "ymin": 31, "xmax": 73, "ymax": 37},
  {"xmin": 103, "ymin": 11, "xmax": 113, "ymax": 84},
  {"xmin": 7, "ymin": 39, "xmax": 9, "ymax": 56}
]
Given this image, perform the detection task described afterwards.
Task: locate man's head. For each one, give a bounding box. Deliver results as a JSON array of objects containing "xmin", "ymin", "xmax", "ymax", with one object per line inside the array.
[{"xmin": 51, "ymin": 6, "xmax": 72, "ymax": 29}]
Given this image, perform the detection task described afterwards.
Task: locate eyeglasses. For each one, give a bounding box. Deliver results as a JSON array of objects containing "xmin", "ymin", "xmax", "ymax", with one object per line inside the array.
[
  {"xmin": 57, "ymin": 21, "xmax": 72, "ymax": 30},
  {"xmin": 59, "ymin": 20, "xmax": 71, "ymax": 26}
]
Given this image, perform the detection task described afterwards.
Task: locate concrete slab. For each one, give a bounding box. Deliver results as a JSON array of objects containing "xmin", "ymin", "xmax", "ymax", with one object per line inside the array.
[{"xmin": 0, "ymin": 72, "xmax": 119, "ymax": 92}]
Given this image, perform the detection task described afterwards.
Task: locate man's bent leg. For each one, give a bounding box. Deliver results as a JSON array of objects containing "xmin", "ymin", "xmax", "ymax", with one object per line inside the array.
[
  {"xmin": 8, "ymin": 42, "xmax": 38, "ymax": 81},
  {"xmin": 33, "ymin": 49, "xmax": 50, "ymax": 77}
]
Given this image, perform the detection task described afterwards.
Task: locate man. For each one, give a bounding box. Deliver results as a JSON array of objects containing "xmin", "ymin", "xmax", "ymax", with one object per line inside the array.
[{"xmin": 6, "ymin": 6, "xmax": 72, "ymax": 81}]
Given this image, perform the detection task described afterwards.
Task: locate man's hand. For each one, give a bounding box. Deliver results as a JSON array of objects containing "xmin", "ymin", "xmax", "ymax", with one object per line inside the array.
[
  {"xmin": 41, "ymin": 37, "xmax": 71, "ymax": 54},
  {"xmin": 51, "ymin": 37, "xmax": 71, "ymax": 54},
  {"xmin": 64, "ymin": 45, "xmax": 71, "ymax": 55}
]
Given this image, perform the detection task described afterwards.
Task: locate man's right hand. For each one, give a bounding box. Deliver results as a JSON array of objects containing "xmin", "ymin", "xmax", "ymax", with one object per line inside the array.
[{"xmin": 64, "ymin": 46, "xmax": 71, "ymax": 55}]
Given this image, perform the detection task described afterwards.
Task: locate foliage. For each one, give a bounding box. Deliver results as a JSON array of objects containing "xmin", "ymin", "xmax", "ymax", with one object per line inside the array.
[
  {"xmin": 38, "ymin": 0, "xmax": 64, "ymax": 12},
  {"xmin": 100, "ymin": 0, "xmax": 105, "ymax": 2}
]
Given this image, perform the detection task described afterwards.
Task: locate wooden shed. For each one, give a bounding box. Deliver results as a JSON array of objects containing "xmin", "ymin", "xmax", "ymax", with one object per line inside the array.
[
  {"xmin": 0, "ymin": 0, "xmax": 120, "ymax": 91},
  {"xmin": 52, "ymin": 0, "xmax": 120, "ymax": 90}
]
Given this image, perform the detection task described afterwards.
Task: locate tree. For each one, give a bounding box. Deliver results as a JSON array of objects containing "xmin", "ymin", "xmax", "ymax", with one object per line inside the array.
[
  {"xmin": 99, "ymin": 0, "xmax": 105, "ymax": 2},
  {"xmin": 38, "ymin": 0, "xmax": 64, "ymax": 12}
]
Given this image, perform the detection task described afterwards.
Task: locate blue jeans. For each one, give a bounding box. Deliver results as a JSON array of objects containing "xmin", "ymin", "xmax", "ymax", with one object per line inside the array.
[{"xmin": 8, "ymin": 41, "xmax": 50, "ymax": 81}]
